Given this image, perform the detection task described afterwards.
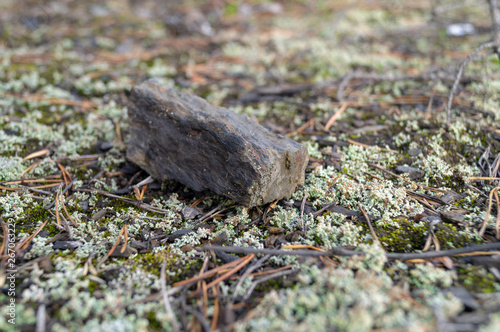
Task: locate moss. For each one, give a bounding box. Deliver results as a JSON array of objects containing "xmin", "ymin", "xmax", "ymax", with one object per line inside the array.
[
  {"xmin": 16, "ymin": 204, "xmax": 51, "ymax": 235},
  {"xmin": 377, "ymin": 218, "xmax": 427, "ymax": 252},
  {"xmin": 458, "ymin": 265, "xmax": 497, "ymax": 293},
  {"xmin": 434, "ymin": 223, "xmax": 481, "ymax": 249}
]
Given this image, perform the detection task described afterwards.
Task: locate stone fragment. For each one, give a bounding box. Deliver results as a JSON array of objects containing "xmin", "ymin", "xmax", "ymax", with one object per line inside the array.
[
  {"xmin": 167, "ymin": 228, "xmax": 194, "ymax": 242},
  {"xmin": 440, "ymin": 190, "xmax": 464, "ymax": 205},
  {"xmin": 395, "ymin": 165, "xmax": 424, "ymax": 180},
  {"xmin": 440, "ymin": 211, "xmax": 466, "ymax": 224},
  {"xmin": 408, "ymin": 148, "xmax": 422, "ymax": 156},
  {"xmin": 127, "ymin": 79, "xmax": 308, "ymax": 207},
  {"xmin": 109, "ymin": 245, "xmax": 137, "ymax": 257},
  {"xmin": 182, "ymin": 206, "xmax": 202, "ymax": 220},
  {"xmin": 52, "ymin": 241, "xmax": 84, "ymax": 250}
]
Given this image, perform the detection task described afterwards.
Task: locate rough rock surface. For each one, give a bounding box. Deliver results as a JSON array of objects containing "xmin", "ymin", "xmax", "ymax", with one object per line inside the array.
[{"xmin": 127, "ymin": 79, "xmax": 308, "ymax": 207}]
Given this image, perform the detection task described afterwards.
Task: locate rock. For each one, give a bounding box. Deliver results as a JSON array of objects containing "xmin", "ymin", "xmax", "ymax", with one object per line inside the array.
[
  {"xmin": 268, "ymin": 226, "xmax": 284, "ymax": 234},
  {"xmin": 52, "ymin": 241, "xmax": 84, "ymax": 250},
  {"xmin": 167, "ymin": 228, "xmax": 194, "ymax": 242},
  {"xmin": 130, "ymin": 240, "xmax": 149, "ymax": 250},
  {"xmin": 395, "ymin": 165, "xmax": 424, "ymax": 180},
  {"xmin": 180, "ymin": 245, "xmax": 194, "ymax": 252},
  {"xmin": 440, "ymin": 211, "xmax": 466, "ymax": 224},
  {"xmin": 182, "ymin": 206, "xmax": 202, "ymax": 220},
  {"xmin": 127, "ymin": 79, "xmax": 308, "ymax": 207},
  {"xmin": 97, "ymin": 141, "xmax": 113, "ymax": 152},
  {"xmin": 78, "ymin": 200, "xmax": 89, "ymax": 211},
  {"xmin": 109, "ymin": 245, "xmax": 137, "ymax": 258},
  {"xmin": 92, "ymin": 209, "xmax": 107, "ymax": 221},
  {"xmin": 408, "ymin": 148, "xmax": 422, "ymax": 156},
  {"xmin": 440, "ymin": 190, "xmax": 464, "ymax": 205}
]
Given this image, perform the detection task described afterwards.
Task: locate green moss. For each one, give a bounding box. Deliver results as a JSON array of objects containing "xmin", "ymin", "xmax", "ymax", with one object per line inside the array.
[
  {"xmin": 16, "ymin": 205, "xmax": 51, "ymax": 235},
  {"xmin": 458, "ymin": 265, "xmax": 497, "ymax": 293},
  {"xmin": 434, "ymin": 223, "xmax": 481, "ymax": 249},
  {"xmin": 377, "ymin": 218, "xmax": 427, "ymax": 253}
]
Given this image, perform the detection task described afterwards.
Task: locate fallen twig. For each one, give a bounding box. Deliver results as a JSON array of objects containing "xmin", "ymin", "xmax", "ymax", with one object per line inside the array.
[
  {"xmin": 173, "ymin": 254, "xmax": 252, "ymax": 288},
  {"xmin": 188, "ymin": 254, "xmax": 254, "ymax": 298},
  {"xmin": 230, "ymin": 254, "xmax": 270, "ymax": 303},
  {"xmin": 201, "ymin": 242, "xmax": 500, "ymax": 260},
  {"xmin": 74, "ymin": 188, "xmax": 171, "ymax": 215},
  {"xmin": 324, "ymin": 102, "xmax": 349, "ymax": 131},
  {"xmin": 45, "ymin": 179, "xmax": 75, "ymax": 210},
  {"xmin": 243, "ymin": 268, "xmax": 298, "ymax": 301},
  {"xmin": 358, "ymin": 203, "xmax": 381, "ymax": 246}
]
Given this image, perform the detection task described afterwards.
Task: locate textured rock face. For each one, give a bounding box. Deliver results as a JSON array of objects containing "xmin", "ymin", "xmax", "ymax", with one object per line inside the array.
[{"xmin": 126, "ymin": 79, "xmax": 308, "ymax": 207}]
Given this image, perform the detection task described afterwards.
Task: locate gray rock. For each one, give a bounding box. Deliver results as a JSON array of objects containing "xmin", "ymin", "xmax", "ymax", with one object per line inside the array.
[
  {"xmin": 52, "ymin": 241, "xmax": 84, "ymax": 250},
  {"xmin": 408, "ymin": 148, "xmax": 422, "ymax": 156},
  {"xmin": 440, "ymin": 211, "xmax": 466, "ymax": 223},
  {"xmin": 440, "ymin": 190, "xmax": 464, "ymax": 204},
  {"xmin": 395, "ymin": 165, "xmax": 424, "ymax": 180},
  {"xmin": 127, "ymin": 79, "xmax": 308, "ymax": 207},
  {"xmin": 182, "ymin": 206, "xmax": 202, "ymax": 220}
]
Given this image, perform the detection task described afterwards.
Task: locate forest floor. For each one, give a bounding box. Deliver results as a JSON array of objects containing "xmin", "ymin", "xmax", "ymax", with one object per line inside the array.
[{"xmin": 1, "ymin": 0, "xmax": 500, "ymax": 331}]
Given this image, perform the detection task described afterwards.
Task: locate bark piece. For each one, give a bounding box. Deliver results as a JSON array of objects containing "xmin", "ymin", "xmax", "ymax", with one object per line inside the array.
[{"xmin": 127, "ymin": 79, "xmax": 308, "ymax": 207}]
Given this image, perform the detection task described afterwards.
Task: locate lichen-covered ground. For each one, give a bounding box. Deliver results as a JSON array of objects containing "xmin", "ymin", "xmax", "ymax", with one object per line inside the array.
[{"xmin": 1, "ymin": 0, "xmax": 500, "ymax": 331}]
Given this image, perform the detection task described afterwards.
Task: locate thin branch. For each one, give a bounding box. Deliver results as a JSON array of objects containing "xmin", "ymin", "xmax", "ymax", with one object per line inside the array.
[
  {"xmin": 299, "ymin": 191, "xmax": 308, "ymax": 236},
  {"xmin": 201, "ymin": 242, "xmax": 500, "ymax": 260},
  {"xmin": 44, "ymin": 179, "xmax": 75, "ymax": 210},
  {"xmin": 230, "ymin": 254, "xmax": 271, "ymax": 304},
  {"xmin": 243, "ymin": 268, "xmax": 298, "ymax": 301},
  {"xmin": 358, "ymin": 203, "xmax": 381, "ymax": 246}
]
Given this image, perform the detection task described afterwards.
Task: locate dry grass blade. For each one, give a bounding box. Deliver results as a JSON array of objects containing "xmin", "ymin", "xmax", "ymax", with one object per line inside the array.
[
  {"xmin": 133, "ymin": 186, "xmax": 141, "ymax": 200},
  {"xmin": 0, "ymin": 220, "xmax": 8, "ymax": 258},
  {"xmin": 19, "ymin": 218, "xmax": 49, "ymax": 250},
  {"xmin": 479, "ymin": 187, "xmax": 500, "ymax": 236},
  {"xmin": 120, "ymin": 224, "xmax": 128, "ymax": 254},
  {"xmin": 188, "ymin": 254, "xmax": 254, "ymax": 298},
  {"xmin": 358, "ymin": 203, "xmax": 381, "ymax": 246},
  {"xmin": 23, "ymin": 148, "xmax": 49, "ymax": 161},
  {"xmin": 139, "ymin": 184, "xmax": 148, "ymax": 201},
  {"xmin": 282, "ymin": 244, "xmax": 325, "ymax": 251},
  {"xmin": 454, "ymin": 251, "xmax": 500, "ymax": 257},
  {"xmin": 2, "ymin": 178, "xmax": 62, "ymax": 185},
  {"xmin": 299, "ymin": 191, "xmax": 308, "ymax": 236},
  {"xmin": 0, "ymin": 185, "xmax": 18, "ymax": 191},
  {"xmin": 61, "ymin": 198, "xmax": 77, "ymax": 227},
  {"xmin": 324, "ymin": 102, "xmax": 349, "ymax": 131},
  {"xmin": 97, "ymin": 224, "xmax": 126, "ymax": 269},
  {"xmin": 243, "ymin": 268, "xmax": 297, "ymax": 301},
  {"xmin": 55, "ymin": 189, "xmax": 62, "ymax": 226},
  {"xmin": 22, "ymin": 159, "xmax": 42, "ymax": 176},
  {"xmin": 293, "ymin": 118, "xmax": 315, "ymax": 134},
  {"xmin": 237, "ymin": 265, "xmax": 293, "ymax": 279},
  {"xmin": 469, "ymin": 177, "xmax": 500, "ymax": 181},
  {"xmin": 230, "ymin": 254, "xmax": 270, "ymax": 300},
  {"xmin": 57, "ymin": 163, "xmax": 72, "ymax": 187},
  {"xmin": 173, "ymin": 254, "xmax": 252, "ymax": 288}
]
